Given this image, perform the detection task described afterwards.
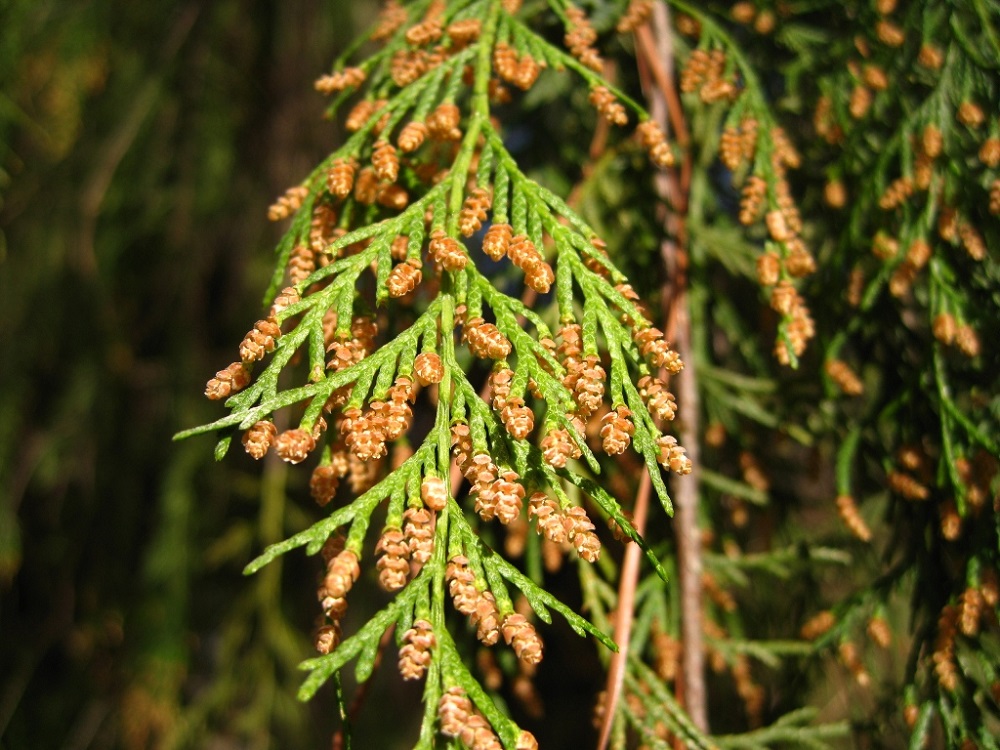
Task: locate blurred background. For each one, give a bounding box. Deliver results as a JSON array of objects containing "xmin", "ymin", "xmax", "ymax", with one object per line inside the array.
[{"xmin": 0, "ymin": 2, "xmax": 402, "ymax": 747}]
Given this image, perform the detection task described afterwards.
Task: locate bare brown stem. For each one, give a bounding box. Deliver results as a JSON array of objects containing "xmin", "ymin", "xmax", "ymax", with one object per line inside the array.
[
  {"xmin": 642, "ymin": 3, "xmax": 708, "ymax": 733},
  {"xmin": 595, "ymin": 471, "xmax": 651, "ymax": 750}
]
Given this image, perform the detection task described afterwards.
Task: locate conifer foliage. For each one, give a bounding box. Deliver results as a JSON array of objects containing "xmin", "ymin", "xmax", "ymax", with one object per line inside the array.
[{"xmin": 179, "ymin": 0, "xmax": 999, "ymax": 747}]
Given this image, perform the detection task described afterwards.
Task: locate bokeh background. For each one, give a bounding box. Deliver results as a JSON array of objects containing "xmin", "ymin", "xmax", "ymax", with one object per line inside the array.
[{"xmin": 0, "ymin": 2, "xmax": 430, "ymax": 747}]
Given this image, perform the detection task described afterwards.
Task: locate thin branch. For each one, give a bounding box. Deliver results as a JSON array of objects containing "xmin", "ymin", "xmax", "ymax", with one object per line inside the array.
[
  {"xmin": 642, "ymin": 3, "xmax": 708, "ymax": 733},
  {"xmin": 596, "ymin": 471, "xmax": 651, "ymax": 750}
]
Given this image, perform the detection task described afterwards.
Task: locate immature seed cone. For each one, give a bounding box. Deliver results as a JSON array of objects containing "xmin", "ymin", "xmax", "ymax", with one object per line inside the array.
[
  {"xmin": 314, "ymin": 66, "xmax": 365, "ymax": 95},
  {"xmin": 500, "ymin": 397, "xmax": 535, "ymax": 440},
  {"xmin": 600, "ymin": 405, "xmax": 635, "ymax": 455},
  {"xmin": 656, "ymin": 435, "xmax": 693, "ymax": 474},
  {"xmin": 572, "ymin": 355, "xmax": 605, "ymax": 416},
  {"xmin": 269, "ymin": 285, "xmax": 300, "ymax": 320},
  {"xmin": 404, "ymin": 507, "xmax": 435, "ymax": 565},
  {"xmin": 800, "ymin": 610, "xmax": 835, "ymax": 640},
  {"xmin": 427, "ymin": 102, "xmax": 461, "ymax": 140},
  {"xmin": 464, "ymin": 317, "xmax": 512, "ymax": 359},
  {"xmin": 836, "ymin": 494, "xmax": 871, "ymax": 541},
  {"xmin": 421, "ymin": 475, "xmax": 448, "ymax": 511},
  {"xmin": 267, "ymin": 185, "xmax": 309, "ymax": 221},
  {"xmin": 867, "ymin": 616, "xmax": 892, "ymax": 648},
  {"xmin": 638, "ymin": 375, "xmax": 677, "ymax": 422},
  {"xmin": 459, "ymin": 188, "xmax": 491, "ymax": 237},
  {"xmin": 243, "ymin": 420, "xmax": 277, "ymax": 459},
  {"xmin": 387, "ymin": 259, "xmax": 422, "ymax": 297},
  {"xmin": 471, "ymin": 590, "xmax": 501, "ymax": 645},
  {"xmin": 376, "ymin": 528, "xmax": 410, "ymax": 591},
  {"xmin": 482, "ymin": 223, "xmax": 513, "ymax": 260},
  {"xmin": 540, "ymin": 427, "xmax": 580, "ymax": 469},
  {"xmin": 447, "ymin": 18, "xmax": 482, "ymax": 46},
  {"xmin": 617, "ymin": 0, "xmax": 654, "ymax": 32},
  {"xmin": 826, "ymin": 359, "xmax": 864, "ymax": 396},
  {"xmin": 887, "ymin": 470, "xmax": 929, "ymax": 500},
  {"xmin": 314, "ymin": 623, "xmax": 341, "ymax": 654},
  {"xmin": 322, "ymin": 549, "xmax": 361, "ymax": 599},
  {"xmin": 634, "ymin": 327, "xmax": 683, "ymax": 373},
  {"xmin": 564, "ymin": 505, "xmax": 601, "ymax": 562},
  {"xmin": 528, "ymin": 492, "xmax": 568, "ymax": 544},
  {"xmin": 502, "ymin": 613, "xmax": 543, "ymax": 665},
  {"xmin": 372, "ymin": 140, "xmax": 399, "ymax": 182},
  {"xmin": 429, "ymin": 229, "xmax": 467, "ymax": 271},
  {"xmin": 398, "ymin": 619, "xmax": 436, "ymax": 680},
  {"xmin": 489, "ymin": 367, "xmax": 514, "ymax": 411},
  {"xmin": 491, "ymin": 471, "xmax": 526, "ymax": 525},
  {"xmin": 310, "ymin": 465, "xmax": 340, "ymax": 507},
  {"xmin": 345, "ymin": 100, "xmax": 376, "ymax": 132},
  {"xmin": 589, "ymin": 86, "xmax": 628, "ymax": 126},
  {"xmin": 205, "ymin": 362, "xmax": 250, "ymax": 400},
  {"xmin": 240, "ymin": 319, "xmax": 281, "ymax": 363},
  {"xmin": 274, "ymin": 428, "xmax": 316, "ymax": 464},
  {"xmin": 413, "ymin": 351, "xmax": 444, "ymax": 385},
  {"xmin": 398, "ymin": 121, "xmax": 429, "ymax": 152},
  {"xmin": 446, "ymin": 555, "xmax": 479, "ymax": 615},
  {"xmin": 327, "ymin": 158, "xmax": 357, "ymax": 199}
]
